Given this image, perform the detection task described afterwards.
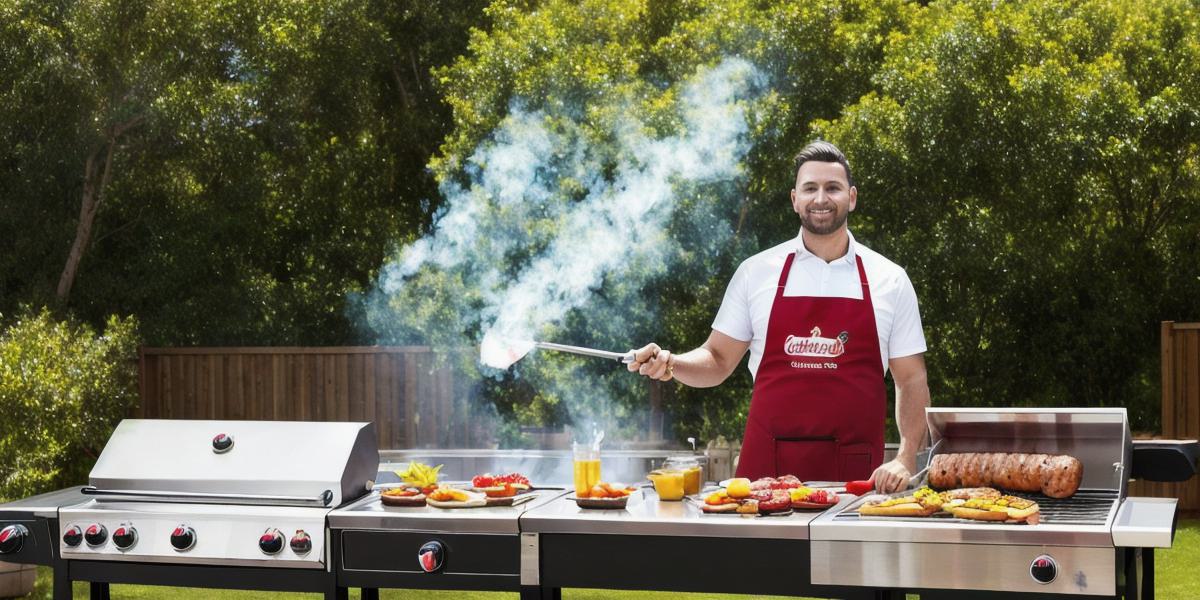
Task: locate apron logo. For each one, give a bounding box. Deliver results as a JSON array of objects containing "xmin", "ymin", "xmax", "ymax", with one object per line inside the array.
[{"xmin": 784, "ymin": 327, "xmax": 847, "ymax": 358}]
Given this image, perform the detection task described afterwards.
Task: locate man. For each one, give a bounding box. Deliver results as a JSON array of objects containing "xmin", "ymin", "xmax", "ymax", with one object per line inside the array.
[{"xmin": 629, "ymin": 141, "xmax": 929, "ymax": 494}]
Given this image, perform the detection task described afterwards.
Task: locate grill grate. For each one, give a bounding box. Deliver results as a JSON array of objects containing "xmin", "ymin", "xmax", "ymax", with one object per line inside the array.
[{"xmin": 836, "ymin": 489, "xmax": 1119, "ymax": 527}]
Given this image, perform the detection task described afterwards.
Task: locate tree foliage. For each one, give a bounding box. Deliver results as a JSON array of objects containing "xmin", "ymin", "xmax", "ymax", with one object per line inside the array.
[{"xmin": 0, "ymin": 309, "xmax": 138, "ymax": 500}]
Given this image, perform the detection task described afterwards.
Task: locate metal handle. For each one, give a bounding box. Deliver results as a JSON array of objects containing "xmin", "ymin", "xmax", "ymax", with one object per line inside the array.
[
  {"xmin": 534, "ymin": 342, "xmax": 636, "ymax": 363},
  {"xmin": 81, "ymin": 486, "xmax": 334, "ymax": 507}
]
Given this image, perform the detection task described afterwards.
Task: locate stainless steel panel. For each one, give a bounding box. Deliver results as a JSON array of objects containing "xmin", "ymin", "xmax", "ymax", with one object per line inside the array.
[
  {"xmin": 810, "ymin": 540, "xmax": 1116, "ymax": 595},
  {"xmin": 1112, "ymin": 497, "xmax": 1178, "ymax": 548},
  {"xmin": 0, "ymin": 486, "xmax": 87, "ymax": 518},
  {"xmin": 519, "ymin": 488, "xmax": 838, "ymax": 539},
  {"xmin": 59, "ymin": 500, "xmax": 328, "ymax": 568},
  {"xmin": 89, "ymin": 420, "xmax": 378, "ymax": 507},
  {"xmin": 519, "ymin": 532, "xmax": 539, "ymax": 585},
  {"xmin": 327, "ymin": 489, "xmax": 568, "ymax": 534},
  {"xmin": 926, "ymin": 408, "xmax": 1130, "ymax": 493}
]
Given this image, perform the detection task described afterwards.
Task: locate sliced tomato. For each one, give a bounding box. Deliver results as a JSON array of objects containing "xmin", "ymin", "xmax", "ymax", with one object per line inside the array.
[{"xmin": 845, "ymin": 480, "xmax": 874, "ymax": 496}]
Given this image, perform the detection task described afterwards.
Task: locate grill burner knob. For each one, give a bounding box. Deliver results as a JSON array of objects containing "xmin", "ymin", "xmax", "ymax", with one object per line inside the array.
[
  {"xmin": 212, "ymin": 433, "xmax": 234, "ymax": 453},
  {"xmin": 84, "ymin": 524, "xmax": 108, "ymax": 547},
  {"xmin": 1030, "ymin": 554, "xmax": 1058, "ymax": 584},
  {"xmin": 0, "ymin": 524, "xmax": 29, "ymax": 554},
  {"xmin": 170, "ymin": 525, "xmax": 196, "ymax": 552},
  {"xmin": 418, "ymin": 540, "xmax": 445, "ymax": 573},
  {"xmin": 258, "ymin": 528, "xmax": 285, "ymax": 555},
  {"xmin": 62, "ymin": 525, "xmax": 84, "ymax": 548},
  {"xmin": 289, "ymin": 530, "xmax": 312, "ymax": 555},
  {"xmin": 112, "ymin": 524, "xmax": 138, "ymax": 551}
]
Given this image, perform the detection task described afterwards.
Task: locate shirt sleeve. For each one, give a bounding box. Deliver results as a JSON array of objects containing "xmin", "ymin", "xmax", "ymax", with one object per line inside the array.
[
  {"xmin": 888, "ymin": 269, "xmax": 927, "ymax": 358},
  {"xmin": 711, "ymin": 260, "xmax": 754, "ymax": 342}
]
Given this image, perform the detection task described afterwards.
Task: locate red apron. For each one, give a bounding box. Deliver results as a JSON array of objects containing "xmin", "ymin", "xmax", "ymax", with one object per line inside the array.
[{"xmin": 735, "ymin": 251, "xmax": 886, "ymax": 481}]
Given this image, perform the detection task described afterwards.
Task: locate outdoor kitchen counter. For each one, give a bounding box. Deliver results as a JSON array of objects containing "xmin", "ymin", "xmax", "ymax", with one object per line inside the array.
[{"xmin": 519, "ymin": 486, "xmax": 852, "ymax": 538}]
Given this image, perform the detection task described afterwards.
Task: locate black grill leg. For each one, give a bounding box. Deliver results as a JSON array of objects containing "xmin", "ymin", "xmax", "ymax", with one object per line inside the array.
[
  {"xmin": 1142, "ymin": 548, "xmax": 1154, "ymax": 600},
  {"xmin": 520, "ymin": 585, "xmax": 561, "ymax": 600},
  {"xmin": 360, "ymin": 588, "xmax": 380, "ymax": 600},
  {"xmin": 52, "ymin": 565, "xmax": 71, "ymax": 600},
  {"xmin": 88, "ymin": 581, "xmax": 110, "ymax": 600}
]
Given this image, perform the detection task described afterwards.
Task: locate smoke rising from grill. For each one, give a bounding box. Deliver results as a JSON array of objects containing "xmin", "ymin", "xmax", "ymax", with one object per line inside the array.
[{"xmin": 358, "ymin": 58, "xmax": 766, "ymax": 446}]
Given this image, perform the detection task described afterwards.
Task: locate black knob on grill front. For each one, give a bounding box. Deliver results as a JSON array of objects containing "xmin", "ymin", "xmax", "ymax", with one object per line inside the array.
[
  {"xmin": 62, "ymin": 525, "xmax": 84, "ymax": 548},
  {"xmin": 112, "ymin": 524, "xmax": 138, "ymax": 551},
  {"xmin": 0, "ymin": 524, "xmax": 29, "ymax": 554},
  {"xmin": 258, "ymin": 528, "xmax": 284, "ymax": 555},
  {"xmin": 418, "ymin": 540, "xmax": 445, "ymax": 573},
  {"xmin": 84, "ymin": 524, "xmax": 108, "ymax": 547},
  {"xmin": 1030, "ymin": 554, "xmax": 1058, "ymax": 584},
  {"xmin": 212, "ymin": 433, "xmax": 234, "ymax": 453},
  {"xmin": 289, "ymin": 530, "xmax": 312, "ymax": 555},
  {"xmin": 170, "ymin": 525, "xmax": 196, "ymax": 552}
]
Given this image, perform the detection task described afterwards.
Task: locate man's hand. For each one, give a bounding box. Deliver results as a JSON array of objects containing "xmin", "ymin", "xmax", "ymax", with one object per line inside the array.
[
  {"xmin": 869, "ymin": 459, "xmax": 912, "ymax": 494},
  {"xmin": 627, "ymin": 343, "xmax": 674, "ymax": 381}
]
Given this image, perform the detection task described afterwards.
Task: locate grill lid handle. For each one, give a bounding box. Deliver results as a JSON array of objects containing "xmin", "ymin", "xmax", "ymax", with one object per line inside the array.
[
  {"xmin": 81, "ymin": 486, "xmax": 336, "ymax": 507},
  {"xmin": 1131, "ymin": 440, "xmax": 1199, "ymax": 482}
]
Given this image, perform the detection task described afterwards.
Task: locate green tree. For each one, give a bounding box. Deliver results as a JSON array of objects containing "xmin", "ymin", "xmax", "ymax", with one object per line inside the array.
[
  {"xmin": 817, "ymin": 0, "xmax": 1200, "ymax": 429},
  {"xmin": 0, "ymin": 310, "xmax": 138, "ymax": 500}
]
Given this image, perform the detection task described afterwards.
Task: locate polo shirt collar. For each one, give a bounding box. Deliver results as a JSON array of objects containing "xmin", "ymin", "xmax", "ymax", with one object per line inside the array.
[{"xmin": 793, "ymin": 228, "xmax": 857, "ymax": 266}]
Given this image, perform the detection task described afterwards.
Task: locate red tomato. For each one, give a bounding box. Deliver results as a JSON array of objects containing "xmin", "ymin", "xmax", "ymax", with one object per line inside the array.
[
  {"xmin": 471, "ymin": 474, "xmax": 495, "ymax": 488},
  {"xmin": 845, "ymin": 480, "xmax": 874, "ymax": 496}
]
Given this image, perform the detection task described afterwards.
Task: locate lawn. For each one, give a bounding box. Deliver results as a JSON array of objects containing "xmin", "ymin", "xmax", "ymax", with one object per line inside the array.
[{"xmin": 20, "ymin": 519, "xmax": 1200, "ymax": 599}]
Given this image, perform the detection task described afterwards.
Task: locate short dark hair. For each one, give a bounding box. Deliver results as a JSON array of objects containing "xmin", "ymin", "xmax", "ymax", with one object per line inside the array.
[{"xmin": 794, "ymin": 141, "xmax": 853, "ymax": 187}]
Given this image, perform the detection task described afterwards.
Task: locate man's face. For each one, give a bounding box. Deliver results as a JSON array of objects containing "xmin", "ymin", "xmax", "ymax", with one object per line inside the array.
[{"xmin": 790, "ymin": 161, "xmax": 856, "ymax": 236}]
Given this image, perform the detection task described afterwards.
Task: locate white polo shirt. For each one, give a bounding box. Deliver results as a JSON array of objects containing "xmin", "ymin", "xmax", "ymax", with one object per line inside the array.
[{"xmin": 712, "ymin": 230, "xmax": 927, "ymax": 378}]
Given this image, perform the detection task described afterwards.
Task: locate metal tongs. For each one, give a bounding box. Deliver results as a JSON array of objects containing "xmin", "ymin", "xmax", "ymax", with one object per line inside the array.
[{"xmin": 532, "ymin": 341, "xmax": 635, "ymax": 364}]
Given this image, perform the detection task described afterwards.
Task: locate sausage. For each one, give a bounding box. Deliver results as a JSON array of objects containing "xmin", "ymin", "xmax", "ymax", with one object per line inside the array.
[{"xmin": 926, "ymin": 452, "xmax": 1082, "ymax": 497}]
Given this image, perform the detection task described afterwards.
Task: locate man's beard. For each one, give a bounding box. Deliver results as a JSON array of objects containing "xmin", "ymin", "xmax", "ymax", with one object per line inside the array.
[{"xmin": 800, "ymin": 208, "xmax": 849, "ymax": 235}]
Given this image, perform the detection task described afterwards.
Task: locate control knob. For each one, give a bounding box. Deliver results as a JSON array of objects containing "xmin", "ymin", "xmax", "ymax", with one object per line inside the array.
[
  {"xmin": 0, "ymin": 524, "xmax": 29, "ymax": 554},
  {"xmin": 112, "ymin": 523, "xmax": 138, "ymax": 551},
  {"xmin": 289, "ymin": 530, "xmax": 312, "ymax": 555},
  {"xmin": 418, "ymin": 540, "xmax": 445, "ymax": 573},
  {"xmin": 84, "ymin": 524, "xmax": 108, "ymax": 547},
  {"xmin": 170, "ymin": 525, "xmax": 196, "ymax": 552},
  {"xmin": 212, "ymin": 433, "xmax": 234, "ymax": 453},
  {"xmin": 1030, "ymin": 554, "xmax": 1058, "ymax": 584},
  {"xmin": 62, "ymin": 525, "xmax": 84, "ymax": 548},
  {"xmin": 258, "ymin": 528, "xmax": 284, "ymax": 555}
]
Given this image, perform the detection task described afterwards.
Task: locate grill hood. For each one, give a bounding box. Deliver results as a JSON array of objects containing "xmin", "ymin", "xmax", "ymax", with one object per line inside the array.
[{"xmin": 87, "ymin": 419, "xmax": 379, "ymax": 507}]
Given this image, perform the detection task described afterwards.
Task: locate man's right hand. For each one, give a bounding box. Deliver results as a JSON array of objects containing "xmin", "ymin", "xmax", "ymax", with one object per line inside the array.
[{"xmin": 627, "ymin": 343, "xmax": 674, "ymax": 381}]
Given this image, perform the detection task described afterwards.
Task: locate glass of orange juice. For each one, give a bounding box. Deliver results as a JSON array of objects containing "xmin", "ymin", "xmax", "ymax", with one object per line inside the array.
[{"xmin": 573, "ymin": 443, "xmax": 601, "ymax": 497}]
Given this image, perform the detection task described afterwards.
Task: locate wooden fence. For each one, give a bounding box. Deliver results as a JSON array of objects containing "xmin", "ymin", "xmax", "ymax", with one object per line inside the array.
[
  {"xmin": 137, "ymin": 346, "xmax": 478, "ymax": 449},
  {"xmin": 1128, "ymin": 322, "xmax": 1200, "ymax": 512}
]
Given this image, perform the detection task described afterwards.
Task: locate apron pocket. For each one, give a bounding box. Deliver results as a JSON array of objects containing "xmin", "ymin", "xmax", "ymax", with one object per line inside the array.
[
  {"xmin": 774, "ymin": 436, "xmax": 837, "ymax": 481},
  {"xmin": 837, "ymin": 442, "xmax": 873, "ymax": 481}
]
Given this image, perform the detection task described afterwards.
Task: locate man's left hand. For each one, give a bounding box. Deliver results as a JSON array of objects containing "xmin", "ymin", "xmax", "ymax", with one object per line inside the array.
[{"xmin": 869, "ymin": 459, "xmax": 912, "ymax": 494}]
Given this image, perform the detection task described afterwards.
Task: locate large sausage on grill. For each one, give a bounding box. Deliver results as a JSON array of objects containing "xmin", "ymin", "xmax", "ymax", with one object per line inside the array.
[{"xmin": 928, "ymin": 452, "xmax": 1083, "ymax": 498}]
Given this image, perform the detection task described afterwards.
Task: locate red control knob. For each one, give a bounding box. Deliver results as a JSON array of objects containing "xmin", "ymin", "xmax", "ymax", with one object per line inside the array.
[
  {"xmin": 62, "ymin": 525, "xmax": 84, "ymax": 548},
  {"xmin": 112, "ymin": 523, "xmax": 138, "ymax": 551},
  {"xmin": 258, "ymin": 528, "xmax": 284, "ymax": 555},
  {"xmin": 170, "ymin": 525, "xmax": 196, "ymax": 552},
  {"xmin": 0, "ymin": 524, "xmax": 28, "ymax": 554},
  {"xmin": 418, "ymin": 540, "xmax": 445, "ymax": 573},
  {"xmin": 84, "ymin": 524, "xmax": 108, "ymax": 547},
  {"xmin": 289, "ymin": 530, "xmax": 312, "ymax": 555}
]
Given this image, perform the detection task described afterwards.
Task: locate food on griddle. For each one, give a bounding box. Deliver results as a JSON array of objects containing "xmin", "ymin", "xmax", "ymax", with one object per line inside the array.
[
  {"xmin": 936, "ymin": 487, "xmax": 1001, "ymax": 502},
  {"xmin": 928, "ymin": 452, "xmax": 1083, "ymax": 498},
  {"xmin": 472, "ymin": 472, "xmax": 533, "ymax": 496},
  {"xmin": 770, "ymin": 474, "xmax": 804, "ymax": 490},
  {"xmin": 789, "ymin": 486, "xmax": 838, "ymax": 509},
  {"xmin": 845, "ymin": 480, "xmax": 874, "ymax": 496},
  {"xmin": 725, "ymin": 478, "xmax": 752, "ymax": 498},
  {"xmin": 735, "ymin": 499, "xmax": 759, "ymax": 515},
  {"xmin": 943, "ymin": 495, "xmax": 1041, "ymax": 524},
  {"xmin": 574, "ymin": 482, "xmax": 637, "ymax": 509},
  {"xmin": 858, "ymin": 486, "xmax": 944, "ymax": 517},
  {"xmin": 395, "ymin": 461, "xmax": 444, "ymax": 493},
  {"xmin": 426, "ymin": 486, "xmax": 487, "ymax": 508},
  {"xmin": 756, "ymin": 489, "xmax": 792, "ymax": 514},
  {"xmin": 380, "ymin": 486, "xmax": 427, "ymax": 507},
  {"xmin": 701, "ymin": 490, "xmax": 741, "ymax": 513}
]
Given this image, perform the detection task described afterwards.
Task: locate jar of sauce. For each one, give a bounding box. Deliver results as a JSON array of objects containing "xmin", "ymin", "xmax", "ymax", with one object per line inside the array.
[{"xmin": 663, "ymin": 455, "xmax": 704, "ymax": 496}]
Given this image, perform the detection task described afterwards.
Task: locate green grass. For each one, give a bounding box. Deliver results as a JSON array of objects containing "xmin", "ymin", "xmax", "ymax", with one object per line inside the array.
[{"xmin": 19, "ymin": 519, "xmax": 1200, "ymax": 599}]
